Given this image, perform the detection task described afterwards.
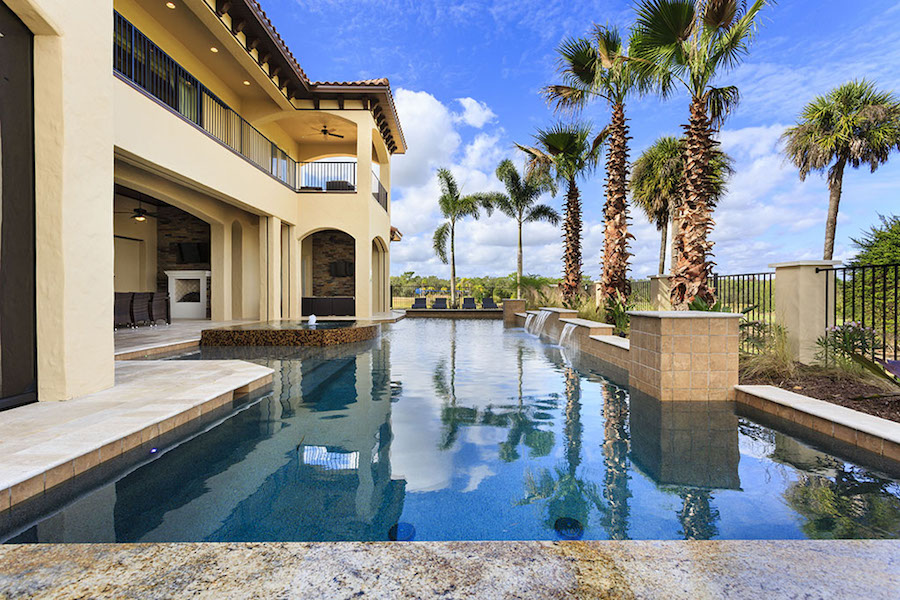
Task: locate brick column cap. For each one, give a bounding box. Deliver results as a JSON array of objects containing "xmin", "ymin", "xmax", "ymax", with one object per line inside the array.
[
  {"xmin": 768, "ymin": 260, "xmax": 842, "ymax": 269},
  {"xmin": 627, "ymin": 310, "xmax": 742, "ymax": 318}
]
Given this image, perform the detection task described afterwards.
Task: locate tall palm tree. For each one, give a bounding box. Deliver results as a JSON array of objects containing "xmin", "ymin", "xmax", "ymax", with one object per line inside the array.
[
  {"xmin": 631, "ymin": 136, "xmax": 734, "ymax": 275},
  {"xmin": 546, "ymin": 25, "xmax": 637, "ymax": 308},
  {"xmin": 432, "ymin": 168, "xmax": 497, "ymax": 307},
  {"xmin": 782, "ymin": 80, "xmax": 900, "ymax": 260},
  {"xmin": 492, "ymin": 159, "xmax": 560, "ymax": 299},
  {"xmin": 631, "ymin": 0, "xmax": 771, "ymax": 309},
  {"xmin": 517, "ymin": 123, "xmax": 601, "ymax": 305}
]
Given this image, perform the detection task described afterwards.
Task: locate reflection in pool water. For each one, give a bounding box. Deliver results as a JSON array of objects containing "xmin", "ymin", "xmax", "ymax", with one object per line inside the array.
[{"xmin": 3, "ymin": 319, "xmax": 900, "ymax": 542}]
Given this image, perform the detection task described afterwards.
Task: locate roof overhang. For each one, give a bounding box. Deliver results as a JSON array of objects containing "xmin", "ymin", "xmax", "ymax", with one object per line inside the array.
[{"xmin": 390, "ymin": 226, "xmax": 403, "ymax": 242}]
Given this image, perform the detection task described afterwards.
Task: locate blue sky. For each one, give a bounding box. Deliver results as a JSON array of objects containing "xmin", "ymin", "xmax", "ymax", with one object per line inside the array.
[{"xmin": 269, "ymin": 0, "xmax": 900, "ymax": 279}]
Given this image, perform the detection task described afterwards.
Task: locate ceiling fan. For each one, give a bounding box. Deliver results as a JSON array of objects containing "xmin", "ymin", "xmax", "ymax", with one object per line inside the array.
[
  {"xmin": 115, "ymin": 201, "xmax": 159, "ymax": 223},
  {"xmin": 301, "ymin": 125, "xmax": 344, "ymax": 139}
]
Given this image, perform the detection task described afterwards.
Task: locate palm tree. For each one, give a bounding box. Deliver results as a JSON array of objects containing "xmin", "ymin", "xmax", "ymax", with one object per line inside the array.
[
  {"xmin": 432, "ymin": 168, "xmax": 497, "ymax": 307},
  {"xmin": 782, "ymin": 80, "xmax": 900, "ymax": 260},
  {"xmin": 517, "ymin": 123, "xmax": 601, "ymax": 305},
  {"xmin": 631, "ymin": 0, "xmax": 772, "ymax": 309},
  {"xmin": 631, "ymin": 136, "xmax": 734, "ymax": 275},
  {"xmin": 492, "ymin": 159, "xmax": 560, "ymax": 299},
  {"xmin": 546, "ymin": 25, "xmax": 637, "ymax": 308}
]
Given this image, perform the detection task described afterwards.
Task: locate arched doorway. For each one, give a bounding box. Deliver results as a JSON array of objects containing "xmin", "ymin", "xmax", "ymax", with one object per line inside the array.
[
  {"xmin": 372, "ymin": 237, "xmax": 388, "ymax": 315},
  {"xmin": 0, "ymin": 3, "xmax": 36, "ymax": 409},
  {"xmin": 300, "ymin": 229, "xmax": 356, "ymax": 316}
]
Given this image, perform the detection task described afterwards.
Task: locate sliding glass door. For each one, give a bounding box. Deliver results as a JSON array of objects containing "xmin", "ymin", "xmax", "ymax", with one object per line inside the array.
[{"xmin": 0, "ymin": 1, "xmax": 37, "ymax": 410}]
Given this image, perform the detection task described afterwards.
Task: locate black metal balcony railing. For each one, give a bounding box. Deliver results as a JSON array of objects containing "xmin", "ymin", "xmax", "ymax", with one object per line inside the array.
[
  {"xmin": 112, "ymin": 11, "xmax": 389, "ymax": 212},
  {"xmin": 298, "ymin": 161, "xmax": 357, "ymax": 191},
  {"xmin": 372, "ymin": 174, "xmax": 388, "ymax": 211}
]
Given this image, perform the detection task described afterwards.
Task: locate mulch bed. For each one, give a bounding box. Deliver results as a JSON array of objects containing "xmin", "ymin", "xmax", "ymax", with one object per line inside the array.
[{"xmin": 741, "ymin": 367, "xmax": 900, "ymax": 424}]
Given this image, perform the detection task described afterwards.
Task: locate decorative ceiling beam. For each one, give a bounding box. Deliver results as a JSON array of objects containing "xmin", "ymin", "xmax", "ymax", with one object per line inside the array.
[
  {"xmin": 232, "ymin": 19, "xmax": 246, "ymax": 34},
  {"xmin": 216, "ymin": 1, "xmax": 232, "ymax": 16},
  {"xmin": 247, "ymin": 38, "xmax": 260, "ymax": 51}
]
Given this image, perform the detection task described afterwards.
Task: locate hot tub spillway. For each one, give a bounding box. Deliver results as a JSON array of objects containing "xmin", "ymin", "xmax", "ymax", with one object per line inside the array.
[{"xmin": 200, "ymin": 320, "xmax": 379, "ymax": 347}]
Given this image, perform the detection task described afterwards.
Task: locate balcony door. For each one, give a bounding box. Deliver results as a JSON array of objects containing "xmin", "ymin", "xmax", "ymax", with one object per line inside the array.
[{"xmin": 0, "ymin": 1, "xmax": 37, "ymax": 410}]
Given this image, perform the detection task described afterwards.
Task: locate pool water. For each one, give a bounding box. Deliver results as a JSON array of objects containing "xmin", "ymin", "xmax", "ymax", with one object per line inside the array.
[{"xmin": 5, "ymin": 319, "xmax": 900, "ymax": 542}]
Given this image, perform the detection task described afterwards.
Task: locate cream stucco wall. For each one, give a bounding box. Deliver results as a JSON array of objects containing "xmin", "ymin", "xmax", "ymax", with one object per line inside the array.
[
  {"xmin": 113, "ymin": 196, "xmax": 157, "ymax": 292},
  {"xmin": 7, "ymin": 0, "xmax": 396, "ymax": 402},
  {"xmin": 6, "ymin": 0, "xmax": 117, "ymax": 401}
]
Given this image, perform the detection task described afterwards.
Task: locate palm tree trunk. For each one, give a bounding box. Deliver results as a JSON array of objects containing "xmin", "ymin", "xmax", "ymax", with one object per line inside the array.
[
  {"xmin": 823, "ymin": 157, "xmax": 846, "ymax": 260},
  {"xmin": 670, "ymin": 214, "xmax": 680, "ymax": 275},
  {"xmin": 517, "ymin": 219, "xmax": 524, "ymax": 299},
  {"xmin": 561, "ymin": 179, "xmax": 582, "ymax": 305},
  {"xmin": 671, "ymin": 97, "xmax": 717, "ymax": 310},
  {"xmin": 450, "ymin": 222, "xmax": 457, "ymax": 307},
  {"xmin": 601, "ymin": 103, "xmax": 632, "ymax": 314},
  {"xmin": 658, "ymin": 219, "xmax": 668, "ymax": 276}
]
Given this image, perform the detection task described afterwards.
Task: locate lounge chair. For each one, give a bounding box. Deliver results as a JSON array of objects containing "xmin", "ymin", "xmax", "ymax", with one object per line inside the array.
[
  {"xmin": 411, "ymin": 297, "xmax": 427, "ymax": 309},
  {"xmin": 462, "ymin": 297, "xmax": 476, "ymax": 309},
  {"xmin": 482, "ymin": 297, "xmax": 498, "ymax": 309},
  {"xmin": 432, "ymin": 298, "xmax": 448, "ymax": 309}
]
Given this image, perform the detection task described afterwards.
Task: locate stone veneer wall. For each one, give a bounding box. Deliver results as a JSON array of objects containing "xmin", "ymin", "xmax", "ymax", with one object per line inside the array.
[
  {"xmin": 311, "ymin": 230, "xmax": 355, "ymax": 297},
  {"xmin": 156, "ymin": 205, "xmax": 211, "ymax": 293}
]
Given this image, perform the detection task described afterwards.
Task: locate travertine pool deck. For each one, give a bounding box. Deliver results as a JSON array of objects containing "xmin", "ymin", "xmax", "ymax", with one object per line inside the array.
[
  {"xmin": 0, "ymin": 540, "xmax": 896, "ymax": 599},
  {"xmin": 114, "ymin": 319, "xmax": 252, "ymax": 359},
  {"xmin": 114, "ymin": 312, "xmax": 405, "ymax": 359},
  {"xmin": 0, "ymin": 360, "xmax": 273, "ymax": 510}
]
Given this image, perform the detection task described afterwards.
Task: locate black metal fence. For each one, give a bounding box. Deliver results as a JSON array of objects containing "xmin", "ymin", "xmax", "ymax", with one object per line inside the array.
[
  {"xmin": 818, "ymin": 263, "xmax": 899, "ymax": 362},
  {"xmin": 712, "ymin": 272, "xmax": 776, "ymax": 354},
  {"xmin": 628, "ymin": 279, "xmax": 653, "ymax": 310}
]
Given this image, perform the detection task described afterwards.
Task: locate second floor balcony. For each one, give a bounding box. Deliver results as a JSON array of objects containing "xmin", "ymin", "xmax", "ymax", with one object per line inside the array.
[{"xmin": 113, "ymin": 11, "xmax": 388, "ymax": 211}]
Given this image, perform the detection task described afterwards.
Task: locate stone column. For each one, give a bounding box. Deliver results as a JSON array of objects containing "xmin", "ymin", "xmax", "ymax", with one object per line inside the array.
[
  {"xmin": 649, "ymin": 275, "xmax": 672, "ymax": 310},
  {"xmin": 628, "ymin": 311, "xmax": 742, "ymax": 402},
  {"xmin": 769, "ymin": 261, "xmax": 840, "ymax": 364},
  {"xmin": 502, "ymin": 299, "xmax": 526, "ymax": 326}
]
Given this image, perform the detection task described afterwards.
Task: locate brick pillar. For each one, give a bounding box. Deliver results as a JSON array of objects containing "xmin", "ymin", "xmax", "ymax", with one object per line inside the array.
[
  {"xmin": 502, "ymin": 299, "xmax": 526, "ymax": 326},
  {"xmin": 629, "ymin": 311, "xmax": 742, "ymax": 402},
  {"xmin": 769, "ymin": 261, "xmax": 840, "ymax": 364}
]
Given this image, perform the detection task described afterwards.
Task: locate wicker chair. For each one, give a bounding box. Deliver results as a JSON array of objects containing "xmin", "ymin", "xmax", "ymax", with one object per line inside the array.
[
  {"xmin": 149, "ymin": 292, "xmax": 170, "ymax": 325},
  {"xmin": 131, "ymin": 292, "xmax": 153, "ymax": 326},
  {"xmin": 114, "ymin": 292, "xmax": 134, "ymax": 329}
]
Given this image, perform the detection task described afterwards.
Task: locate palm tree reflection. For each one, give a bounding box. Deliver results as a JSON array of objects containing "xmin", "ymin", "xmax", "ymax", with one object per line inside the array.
[{"xmin": 517, "ymin": 366, "xmax": 603, "ymax": 534}]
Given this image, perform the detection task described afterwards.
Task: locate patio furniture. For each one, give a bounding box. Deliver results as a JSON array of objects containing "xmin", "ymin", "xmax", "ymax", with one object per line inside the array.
[
  {"xmin": 325, "ymin": 180, "xmax": 355, "ymax": 191},
  {"xmin": 482, "ymin": 297, "xmax": 498, "ymax": 309},
  {"xmin": 432, "ymin": 298, "xmax": 448, "ymax": 309},
  {"xmin": 114, "ymin": 292, "xmax": 133, "ymax": 328},
  {"xmin": 462, "ymin": 297, "xmax": 476, "ymax": 310},
  {"xmin": 131, "ymin": 292, "xmax": 153, "ymax": 326},
  {"xmin": 411, "ymin": 297, "xmax": 427, "ymax": 309},
  {"xmin": 149, "ymin": 292, "xmax": 171, "ymax": 325}
]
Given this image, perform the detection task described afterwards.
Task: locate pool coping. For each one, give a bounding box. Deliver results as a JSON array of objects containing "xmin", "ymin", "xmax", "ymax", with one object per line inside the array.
[
  {"xmin": 735, "ymin": 384, "xmax": 900, "ymax": 462},
  {"xmin": 0, "ymin": 361, "xmax": 274, "ymax": 512},
  {"xmin": 0, "ymin": 540, "xmax": 896, "ymax": 598}
]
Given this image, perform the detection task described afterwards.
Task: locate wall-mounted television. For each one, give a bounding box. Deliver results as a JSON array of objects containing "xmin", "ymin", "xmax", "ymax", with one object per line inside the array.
[{"xmin": 176, "ymin": 242, "xmax": 210, "ymax": 264}]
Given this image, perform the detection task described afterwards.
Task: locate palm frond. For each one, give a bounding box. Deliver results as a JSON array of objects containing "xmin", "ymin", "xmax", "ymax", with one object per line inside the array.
[
  {"xmin": 433, "ymin": 221, "xmax": 450, "ymax": 264},
  {"xmin": 704, "ymin": 85, "xmax": 741, "ymax": 129},
  {"xmin": 525, "ymin": 203, "xmax": 561, "ymax": 225}
]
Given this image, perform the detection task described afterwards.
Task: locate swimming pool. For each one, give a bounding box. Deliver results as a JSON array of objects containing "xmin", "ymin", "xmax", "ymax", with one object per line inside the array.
[{"xmin": 4, "ymin": 319, "xmax": 900, "ymax": 542}]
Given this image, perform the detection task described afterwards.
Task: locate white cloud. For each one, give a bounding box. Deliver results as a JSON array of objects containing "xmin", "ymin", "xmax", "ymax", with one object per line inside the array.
[
  {"xmin": 453, "ymin": 97, "xmax": 498, "ymax": 128},
  {"xmin": 391, "ymin": 89, "xmax": 461, "ymax": 189}
]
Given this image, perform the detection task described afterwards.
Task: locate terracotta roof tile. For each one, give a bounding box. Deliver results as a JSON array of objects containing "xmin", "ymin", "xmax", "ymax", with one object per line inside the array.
[{"xmin": 311, "ymin": 78, "xmax": 391, "ymax": 87}]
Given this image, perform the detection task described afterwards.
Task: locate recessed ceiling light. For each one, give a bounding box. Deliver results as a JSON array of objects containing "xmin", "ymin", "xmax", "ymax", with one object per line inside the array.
[
  {"xmin": 243, "ymin": 80, "xmax": 251, "ymax": 86},
  {"xmin": 210, "ymin": 47, "xmax": 219, "ymax": 53},
  {"xmin": 166, "ymin": 2, "xmax": 176, "ymax": 8}
]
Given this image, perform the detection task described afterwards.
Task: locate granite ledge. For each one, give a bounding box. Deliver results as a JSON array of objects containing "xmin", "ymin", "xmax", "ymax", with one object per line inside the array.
[
  {"xmin": 590, "ymin": 334, "xmax": 631, "ymax": 351},
  {"xmin": 0, "ymin": 540, "xmax": 896, "ymax": 599},
  {"xmin": 628, "ymin": 310, "xmax": 742, "ymax": 319}
]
